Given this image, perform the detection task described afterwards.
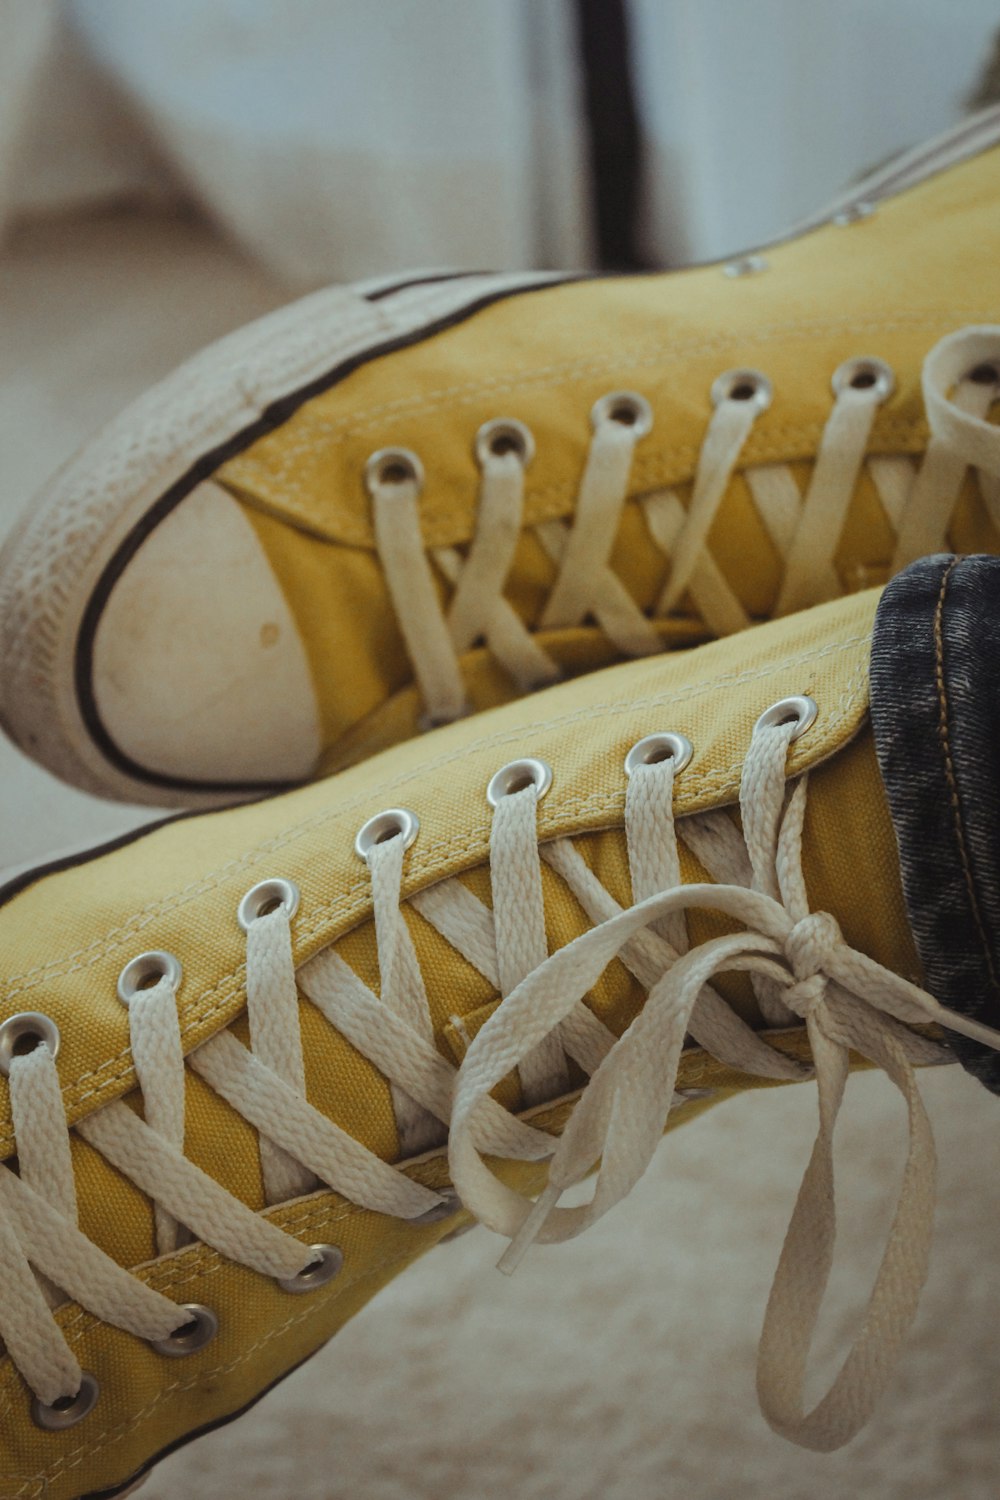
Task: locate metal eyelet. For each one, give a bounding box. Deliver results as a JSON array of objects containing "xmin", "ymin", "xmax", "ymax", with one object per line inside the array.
[
  {"xmin": 831, "ymin": 357, "xmax": 895, "ymax": 402},
  {"xmin": 624, "ymin": 732, "xmax": 693, "ymax": 777},
  {"xmin": 0, "ymin": 1012, "xmax": 60, "ymax": 1077},
  {"xmin": 486, "ymin": 757, "xmax": 553, "ymax": 807},
  {"xmin": 723, "ymin": 254, "xmax": 768, "ymax": 278},
  {"xmin": 831, "ymin": 200, "xmax": 875, "ymax": 226},
  {"xmin": 31, "ymin": 1372, "xmax": 100, "ymax": 1431},
  {"xmin": 149, "ymin": 1303, "xmax": 218, "ymax": 1359},
  {"xmin": 590, "ymin": 390, "xmax": 653, "ymax": 438},
  {"xmin": 364, "ymin": 447, "xmax": 424, "ymax": 494},
  {"xmin": 710, "ymin": 368, "xmax": 773, "ymax": 413},
  {"xmin": 754, "ymin": 695, "xmax": 818, "ymax": 741},
  {"xmin": 475, "ymin": 418, "xmax": 535, "ymax": 468},
  {"xmin": 967, "ymin": 361, "xmax": 1000, "ymax": 388},
  {"xmin": 354, "ymin": 808, "xmax": 420, "ymax": 860},
  {"xmin": 276, "ymin": 1243, "xmax": 344, "ymax": 1294},
  {"xmin": 116, "ymin": 951, "xmax": 183, "ymax": 1005},
  {"xmin": 237, "ymin": 878, "xmax": 300, "ymax": 932},
  {"xmin": 411, "ymin": 1188, "xmax": 460, "ymax": 1226}
]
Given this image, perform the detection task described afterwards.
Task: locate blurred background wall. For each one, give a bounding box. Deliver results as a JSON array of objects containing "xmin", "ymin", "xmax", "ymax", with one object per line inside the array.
[{"xmin": 2, "ymin": 0, "xmax": 999, "ymax": 289}]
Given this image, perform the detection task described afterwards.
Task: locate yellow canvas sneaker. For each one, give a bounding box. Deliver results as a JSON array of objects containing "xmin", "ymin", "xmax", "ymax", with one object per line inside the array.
[
  {"xmin": 1, "ymin": 110, "xmax": 999, "ymax": 808},
  {"xmin": 1, "ymin": 566, "xmax": 998, "ymax": 1497}
]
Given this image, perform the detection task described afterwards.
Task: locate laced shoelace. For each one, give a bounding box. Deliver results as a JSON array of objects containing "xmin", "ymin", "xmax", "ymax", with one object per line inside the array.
[
  {"xmin": 367, "ymin": 325, "xmax": 1000, "ymax": 726},
  {"xmin": 4, "ymin": 701, "xmax": 1000, "ymax": 1450}
]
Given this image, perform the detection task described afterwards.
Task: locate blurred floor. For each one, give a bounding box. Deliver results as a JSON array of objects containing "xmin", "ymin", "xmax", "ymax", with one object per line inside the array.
[{"xmin": 0, "ymin": 209, "xmax": 998, "ymax": 1500}]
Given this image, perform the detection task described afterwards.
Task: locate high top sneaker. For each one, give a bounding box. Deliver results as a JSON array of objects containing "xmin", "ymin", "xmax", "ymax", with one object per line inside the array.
[
  {"xmin": 0, "ymin": 568, "xmax": 997, "ymax": 1497},
  {"xmin": 1, "ymin": 109, "xmax": 999, "ymax": 807}
]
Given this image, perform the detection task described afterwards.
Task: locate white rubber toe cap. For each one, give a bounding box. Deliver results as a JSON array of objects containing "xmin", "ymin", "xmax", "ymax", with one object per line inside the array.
[{"xmin": 92, "ymin": 481, "xmax": 322, "ymax": 787}]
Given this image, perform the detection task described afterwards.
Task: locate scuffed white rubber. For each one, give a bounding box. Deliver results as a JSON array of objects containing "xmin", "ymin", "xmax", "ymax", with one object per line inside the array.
[
  {"xmin": 0, "ymin": 268, "xmax": 561, "ymax": 807},
  {"xmin": 92, "ymin": 479, "xmax": 324, "ymax": 786}
]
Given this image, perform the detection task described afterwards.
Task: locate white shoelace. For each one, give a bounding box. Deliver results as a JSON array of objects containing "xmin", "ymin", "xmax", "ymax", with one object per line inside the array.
[
  {"xmin": 367, "ymin": 325, "xmax": 1000, "ymax": 726},
  {"xmin": 4, "ymin": 708, "xmax": 1000, "ymax": 1451}
]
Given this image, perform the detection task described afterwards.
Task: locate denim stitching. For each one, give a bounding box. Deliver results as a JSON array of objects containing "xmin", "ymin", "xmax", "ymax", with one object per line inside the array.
[{"xmin": 932, "ymin": 558, "xmax": 1000, "ymax": 996}]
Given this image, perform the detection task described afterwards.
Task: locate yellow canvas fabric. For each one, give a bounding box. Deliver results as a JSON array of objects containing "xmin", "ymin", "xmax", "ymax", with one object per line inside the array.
[
  {"xmin": 217, "ymin": 145, "xmax": 1000, "ymax": 763},
  {"xmin": 0, "ymin": 587, "xmax": 919, "ymax": 1498}
]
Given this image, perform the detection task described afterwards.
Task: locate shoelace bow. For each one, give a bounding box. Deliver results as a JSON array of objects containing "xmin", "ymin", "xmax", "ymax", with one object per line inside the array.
[
  {"xmin": 4, "ymin": 713, "xmax": 1000, "ymax": 1452},
  {"xmin": 368, "ymin": 325, "xmax": 1000, "ymax": 726}
]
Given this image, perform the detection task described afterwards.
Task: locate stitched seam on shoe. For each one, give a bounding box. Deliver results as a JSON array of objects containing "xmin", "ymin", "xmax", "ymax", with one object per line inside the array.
[
  {"xmin": 226, "ymin": 429, "xmax": 934, "ymax": 557},
  {"xmin": 6, "ymin": 1032, "xmax": 773, "ymax": 1488},
  {"xmin": 2, "ymin": 630, "xmax": 873, "ymax": 994},
  {"xmin": 7, "ymin": 647, "xmax": 868, "ymax": 1030},
  {"xmin": 48, "ymin": 1194, "xmax": 381, "ymax": 1347},
  {"xmin": 933, "ymin": 559, "xmax": 1000, "ymax": 995},
  {"xmin": 0, "ymin": 643, "xmax": 870, "ymax": 1153},
  {"xmin": 6, "ymin": 1242, "xmax": 419, "ymax": 1496},
  {"xmin": 2, "ymin": 1023, "xmax": 826, "ymax": 1490},
  {"xmin": 0, "ymin": 1180, "xmax": 449, "ymax": 1489},
  {"xmin": 232, "ymin": 419, "xmax": 928, "ymax": 530},
  {"xmin": 227, "ymin": 309, "xmax": 994, "ymax": 445},
  {"xmin": 224, "ymin": 308, "xmax": 999, "ymax": 540}
]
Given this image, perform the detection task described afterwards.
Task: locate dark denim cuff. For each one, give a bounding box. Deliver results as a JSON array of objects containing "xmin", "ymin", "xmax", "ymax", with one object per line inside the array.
[{"xmin": 871, "ymin": 554, "xmax": 1000, "ymax": 1095}]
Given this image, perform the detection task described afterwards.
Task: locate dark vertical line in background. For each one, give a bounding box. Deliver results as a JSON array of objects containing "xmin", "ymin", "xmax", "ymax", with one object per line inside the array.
[{"xmin": 574, "ymin": 0, "xmax": 647, "ymax": 270}]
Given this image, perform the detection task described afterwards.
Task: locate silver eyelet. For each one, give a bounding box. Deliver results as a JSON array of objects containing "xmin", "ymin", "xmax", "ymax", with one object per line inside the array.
[
  {"xmin": 31, "ymin": 1372, "xmax": 100, "ymax": 1431},
  {"xmin": 754, "ymin": 695, "xmax": 818, "ymax": 741},
  {"xmin": 116, "ymin": 951, "xmax": 183, "ymax": 1005},
  {"xmin": 237, "ymin": 877, "xmax": 300, "ymax": 932},
  {"xmin": 831, "ymin": 200, "xmax": 875, "ymax": 226},
  {"xmin": 723, "ymin": 254, "xmax": 768, "ymax": 278},
  {"xmin": 710, "ymin": 368, "xmax": 773, "ymax": 413},
  {"xmin": 0, "ymin": 1012, "xmax": 60, "ymax": 1077},
  {"xmin": 590, "ymin": 390, "xmax": 653, "ymax": 438},
  {"xmin": 364, "ymin": 447, "xmax": 424, "ymax": 495},
  {"xmin": 624, "ymin": 732, "xmax": 693, "ymax": 777},
  {"xmin": 149, "ymin": 1303, "xmax": 218, "ymax": 1359},
  {"xmin": 354, "ymin": 807, "xmax": 420, "ymax": 860},
  {"xmin": 831, "ymin": 357, "xmax": 895, "ymax": 402},
  {"xmin": 486, "ymin": 757, "xmax": 553, "ymax": 807},
  {"xmin": 276, "ymin": 1243, "xmax": 343, "ymax": 1294},
  {"xmin": 411, "ymin": 1188, "xmax": 460, "ymax": 1226},
  {"xmin": 475, "ymin": 418, "xmax": 535, "ymax": 468}
]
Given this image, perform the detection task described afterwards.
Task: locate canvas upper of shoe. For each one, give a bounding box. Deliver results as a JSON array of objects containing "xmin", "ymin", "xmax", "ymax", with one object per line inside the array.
[
  {"xmin": 1, "ymin": 587, "xmax": 998, "ymax": 1495},
  {"xmin": 1, "ymin": 116, "xmax": 1000, "ymax": 805},
  {"xmin": 216, "ymin": 143, "xmax": 1000, "ymax": 772}
]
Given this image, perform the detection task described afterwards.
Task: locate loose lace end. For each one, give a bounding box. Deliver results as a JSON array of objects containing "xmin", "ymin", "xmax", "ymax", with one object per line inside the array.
[
  {"xmin": 496, "ymin": 1182, "xmax": 561, "ymax": 1276},
  {"xmin": 937, "ymin": 1005, "xmax": 1000, "ymax": 1054}
]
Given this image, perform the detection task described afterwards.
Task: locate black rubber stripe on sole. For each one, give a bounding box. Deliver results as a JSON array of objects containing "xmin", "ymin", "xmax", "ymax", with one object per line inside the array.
[{"xmin": 73, "ymin": 274, "xmax": 583, "ymax": 797}]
